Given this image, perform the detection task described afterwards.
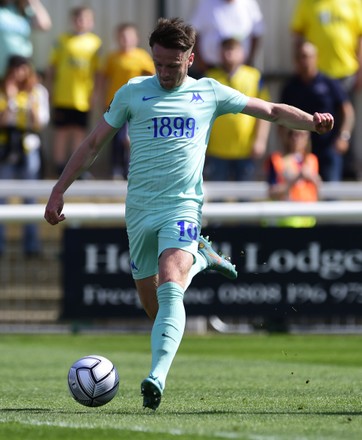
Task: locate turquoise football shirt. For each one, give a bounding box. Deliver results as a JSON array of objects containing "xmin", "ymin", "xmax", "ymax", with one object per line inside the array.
[{"xmin": 104, "ymin": 75, "xmax": 249, "ymax": 210}]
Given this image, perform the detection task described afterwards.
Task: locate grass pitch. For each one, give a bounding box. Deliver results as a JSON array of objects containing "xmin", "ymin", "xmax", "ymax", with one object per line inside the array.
[{"xmin": 0, "ymin": 332, "xmax": 361, "ymax": 440}]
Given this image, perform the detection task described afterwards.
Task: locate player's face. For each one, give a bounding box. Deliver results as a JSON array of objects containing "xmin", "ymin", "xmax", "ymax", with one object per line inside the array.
[{"xmin": 152, "ymin": 43, "xmax": 194, "ymax": 90}]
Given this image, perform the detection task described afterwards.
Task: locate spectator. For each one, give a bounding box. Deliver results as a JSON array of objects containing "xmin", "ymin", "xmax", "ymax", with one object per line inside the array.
[
  {"xmin": 0, "ymin": 0, "xmax": 52, "ymax": 79},
  {"xmin": 47, "ymin": 6, "xmax": 102, "ymax": 177},
  {"xmin": 280, "ymin": 41, "xmax": 355, "ymax": 182},
  {"xmin": 290, "ymin": 0, "xmax": 362, "ymax": 94},
  {"xmin": 189, "ymin": 0, "xmax": 264, "ymax": 77},
  {"xmin": 266, "ymin": 127, "xmax": 320, "ymax": 227},
  {"xmin": 0, "ymin": 55, "xmax": 49, "ymax": 256},
  {"xmin": 290, "ymin": 0, "xmax": 362, "ymax": 179},
  {"xmin": 205, "ymin": 37, "xmax": 270, "ymax": 182},
  {"xmin": 101, "ymin": 23, "xmax": 155, "ymax": 179}
]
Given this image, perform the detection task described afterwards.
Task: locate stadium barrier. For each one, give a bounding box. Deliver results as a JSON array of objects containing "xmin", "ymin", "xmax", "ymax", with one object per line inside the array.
[
  {"xmin": 2, "ymin": 200, "xmax": 362, "ymax": 224},
  {"xmin": 2, "ymin": 179, "xmax": 362, "ymax": 224},
  {"xmin": 2, "ymin": 179, "xmax": 362, "ymax": 200},
  {"xmin": 1, "ymin": 180, "xmax": 362, "ymax": 329}
]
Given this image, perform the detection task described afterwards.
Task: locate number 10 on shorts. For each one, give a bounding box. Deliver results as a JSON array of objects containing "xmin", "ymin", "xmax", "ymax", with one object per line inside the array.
[{"xmin": 177, "ymin": 220, "xmax": 198, "ymax": 242}]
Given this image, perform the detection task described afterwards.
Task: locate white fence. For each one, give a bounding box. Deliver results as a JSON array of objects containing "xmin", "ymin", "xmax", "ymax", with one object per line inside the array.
[
  {"xmin": 2, "ymin": 180, "xmax": 362, "ymax": 224},
  {"xmin": 4, "ymin": 180, "xmax": 362, "ymax": 200}
]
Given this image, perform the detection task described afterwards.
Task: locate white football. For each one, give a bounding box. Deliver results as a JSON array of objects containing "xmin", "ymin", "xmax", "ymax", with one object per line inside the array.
[{"xmin": 68, "ymin": 354, "xmax": 119, "ymax": 407}]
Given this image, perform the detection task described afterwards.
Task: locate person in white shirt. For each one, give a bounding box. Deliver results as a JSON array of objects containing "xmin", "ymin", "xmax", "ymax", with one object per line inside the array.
[{"xmin": 189, "ymin": 0, "xmax": 264, "ymax": 76}]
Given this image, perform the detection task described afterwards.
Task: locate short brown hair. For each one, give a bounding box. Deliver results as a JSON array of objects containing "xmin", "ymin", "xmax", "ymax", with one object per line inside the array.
[
  {"xmin": 71, "ymin": 6, "xmax": 93, "ymax": 19},
  {"xmin": 116, "ymin": 22, "xmax": 138, "ymax": 34},
  {"xmin": 149, "ymin": 17, "xmax": 196, "ymax": 52},
  {"xmin": 221, "ymin": 38, "xmax": 242, "ymax": 49}
]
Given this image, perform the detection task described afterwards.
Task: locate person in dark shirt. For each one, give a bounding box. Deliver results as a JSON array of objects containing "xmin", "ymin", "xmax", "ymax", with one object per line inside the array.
[{"xmin": 281, "ymin": 41, "xmax": 355, "ymax": 182}]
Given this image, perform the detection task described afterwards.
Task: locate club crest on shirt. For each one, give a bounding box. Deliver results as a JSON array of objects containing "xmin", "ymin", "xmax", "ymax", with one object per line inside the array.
[{"xmin": 190, "ymin": 93, "xmax": 204, "ymax": 103}]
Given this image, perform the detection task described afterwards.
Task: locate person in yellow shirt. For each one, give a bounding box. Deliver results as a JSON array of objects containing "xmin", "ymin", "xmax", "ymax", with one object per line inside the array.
[
  {"xmin": 47, "ymin": 6, "xmax": 102, "ymax": 177},
  {"xmin": 205, "ymin": 37, "xmax": 270, "ymax": 182},
  {"xmin": 291, "ymin": 0, "xmax": 362, "ymax": 92},
  {"xmin": 101, "ymin": 23, "xmax": 155, "ymax": 179}
]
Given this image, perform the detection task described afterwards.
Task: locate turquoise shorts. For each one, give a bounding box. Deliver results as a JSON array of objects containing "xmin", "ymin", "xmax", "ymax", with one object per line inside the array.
[{"xmin": 125, "ymin": 206, "xmax": 202, "ymax": 280}]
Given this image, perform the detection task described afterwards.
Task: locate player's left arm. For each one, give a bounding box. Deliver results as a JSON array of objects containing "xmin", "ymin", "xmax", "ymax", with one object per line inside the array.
[{"xmin": 242, "ymin": 97, "xmax": 334, "ymax": 134}]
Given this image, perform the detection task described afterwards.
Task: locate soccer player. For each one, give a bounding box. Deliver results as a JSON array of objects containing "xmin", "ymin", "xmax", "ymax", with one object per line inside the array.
[{"xmin": 44, "ymin": 18, "xmax": 334, "ymax": 410}]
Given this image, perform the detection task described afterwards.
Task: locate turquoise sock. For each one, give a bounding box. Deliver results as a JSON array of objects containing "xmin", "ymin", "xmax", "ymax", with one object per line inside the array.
[
  {"xmin": 149, "ymin": 282, "xmax": 186, "ymax": 392},
  {"xmin": 185, "ymin": 251, "xmax": 208, "ymax": 290}
]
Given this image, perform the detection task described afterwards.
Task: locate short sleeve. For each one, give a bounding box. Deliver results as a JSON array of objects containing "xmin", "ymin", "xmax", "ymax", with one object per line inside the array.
[
  {"xmin": 210, "ymin": 79, "xmax": 249, "ymax": 116},
  {"xmin": 103, "ymin": 84, "xmax": 130, "ymax": 128}
]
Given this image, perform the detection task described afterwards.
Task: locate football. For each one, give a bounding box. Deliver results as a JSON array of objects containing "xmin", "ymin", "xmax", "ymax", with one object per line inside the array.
[{"xmin": 67, "ymin": 354, "xmax": 119, "ymax": 407}]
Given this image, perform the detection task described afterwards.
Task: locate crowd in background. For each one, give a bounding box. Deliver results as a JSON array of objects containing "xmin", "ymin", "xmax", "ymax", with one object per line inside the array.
[
  {"xmin": 0, "ymin": 0, "xmax": 362, "ymax": 254},
  {"xmin": 1, "ymin": 0, "xmax": 361, "ymax": 182}
]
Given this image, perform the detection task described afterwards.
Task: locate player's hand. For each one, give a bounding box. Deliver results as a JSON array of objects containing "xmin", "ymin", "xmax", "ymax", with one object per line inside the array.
[
  {"xmin": 313, "ymin": 112, "xmax": 334, "ymax": 134},
  {"xmin": 44, "ymin": 191, "xmax": 66, "ymax": 225}
]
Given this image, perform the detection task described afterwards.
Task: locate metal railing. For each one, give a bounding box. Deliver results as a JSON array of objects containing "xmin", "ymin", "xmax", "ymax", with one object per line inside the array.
[
  {"xmin": 1, "ymin": 180, "xmax": 362, "ymax": 225},
  {"xmin": 2, "ymin": 179, "xmax": 362, "ymax": 200}
]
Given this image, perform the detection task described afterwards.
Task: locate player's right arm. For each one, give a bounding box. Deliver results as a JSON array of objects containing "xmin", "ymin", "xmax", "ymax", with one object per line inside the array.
[{"xmin": 44, "ymin": 117, "xmax": 118, "ymax": 225}]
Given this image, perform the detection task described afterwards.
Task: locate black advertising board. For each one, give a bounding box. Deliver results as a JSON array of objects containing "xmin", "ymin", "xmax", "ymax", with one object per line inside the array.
[{"xmin": 62, "ymin": 226, "xmax": 362, "ymax": 319}]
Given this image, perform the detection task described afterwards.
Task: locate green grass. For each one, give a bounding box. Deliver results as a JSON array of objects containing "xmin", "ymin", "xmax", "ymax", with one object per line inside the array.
[{"xmin": 0, "ymin": 333, "xmax": 361, "ymax": 440}]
